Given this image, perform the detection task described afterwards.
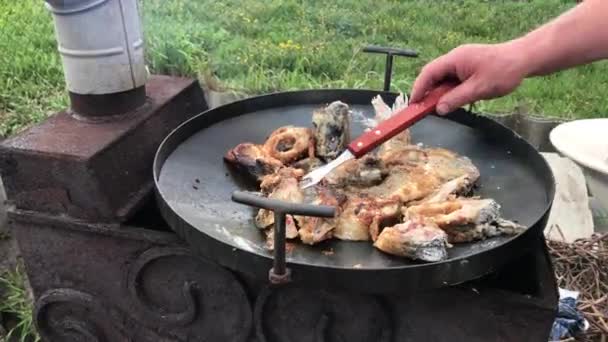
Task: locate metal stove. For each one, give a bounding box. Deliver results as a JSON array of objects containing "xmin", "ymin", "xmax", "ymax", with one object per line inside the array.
[{"xmin": 0, "ymin": 1, "xmax": 558, "ymax": 341}]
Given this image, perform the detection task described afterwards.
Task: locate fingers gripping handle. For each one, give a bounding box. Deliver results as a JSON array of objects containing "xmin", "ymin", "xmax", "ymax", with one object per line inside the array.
[{"xmin": 347, "ymin": 83, "xmax": 456, "ymax": 157}]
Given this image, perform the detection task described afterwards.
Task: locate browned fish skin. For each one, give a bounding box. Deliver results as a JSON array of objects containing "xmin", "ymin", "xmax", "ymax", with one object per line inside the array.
[
  {"xmin": 424, "ymin": 148, "xmax": 480, "ymax": 182},
  {"xmin": 414, "ymin": 174, "xmax": 477, "ymax": 205},
  {"xmin": 404, "ymin": 198, "xmax": 524, "ymax": 243},
  {"xmin": 291, "ymin": 157, "xmax": 324, "ymax": 173},
  {"xmin": 224, "ymin": 143, "xmax": 283, "ymax": 181},
  {"xmin": 323, "ymin": 155, "xmax": 387, "ymax": 188},
  {"xmin": 262, "ymin": 126, "xmax": 315, "ymax": 164},
  {"xmin": 296, "ymin": 186, "xmax": 344, "ymax": 245},
  {"xmin": 379, "ymin": 145, "xmax": 426, "ymax": 167},
  {"xmin": 260, "ymin": 167, "xmax": 304, "ymax": 194},
  {"xmin": 374, "ymin": 218, "xmax": 449, "ymax": 262},
  {"xmin": 334, "ymin": 197, "xmax": 401, "ymax": 241},
  {"xmin": 446, "ymin": 219, "xmax": 525, "ymax": 244},
  {"xmin": 357, "ymin": 165, "xmax": 438, "ymax": 204},
  {"xmin": 359, "ymin": 146, "xmax": 480, "ymax": 205},
  {"xmin": 312, "ymin": 101, "xmax": 350, "ymax": 161},
  {"xmin": 255, "ymin": 168, "xmax": 304, "ymax": 240},
  {"xmin": 404, "ymin": 198, "xmax": 499, "ymax": 228}
]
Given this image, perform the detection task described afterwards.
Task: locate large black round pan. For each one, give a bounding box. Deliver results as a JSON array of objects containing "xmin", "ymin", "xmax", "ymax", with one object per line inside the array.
[{"xmin": 153, "ymin": 89, "xmax": 555, "ymax": 294}]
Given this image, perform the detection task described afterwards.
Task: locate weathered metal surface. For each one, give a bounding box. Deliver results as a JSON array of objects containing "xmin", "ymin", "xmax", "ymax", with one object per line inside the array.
[
  {"xmin": 0, "ymin": 75, "xmax": 208, "ymax": 222},
  {"xmin": 45, "ymin": 0, "xmax": 148, "ymax": 96},
  {"xmin": 254, "ymin": 286, "xmax": 393, "ymax": 342},
  {"xmin": 69, "ymin": 86, "xmax": 147, "ymax": 118},
  {"xmin": 10, "ymin": 201, "xmax": 557, "ymax": 342}
]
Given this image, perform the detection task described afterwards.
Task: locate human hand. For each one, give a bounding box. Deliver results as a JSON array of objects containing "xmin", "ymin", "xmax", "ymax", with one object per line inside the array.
[{"xmin": 410, "ymin": 42, "xmax": 529, "ymax": 115}]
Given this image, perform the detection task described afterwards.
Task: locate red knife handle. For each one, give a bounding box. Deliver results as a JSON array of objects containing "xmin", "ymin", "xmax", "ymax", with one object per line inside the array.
[{"xmin": 347, "ymin": 83, "xmax": 456, "ymax": 157}]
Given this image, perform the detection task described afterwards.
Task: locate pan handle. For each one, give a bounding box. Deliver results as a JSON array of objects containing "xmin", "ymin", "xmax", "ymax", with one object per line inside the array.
[
  {"xmin": 362, "ymin": 45, "xmax": 419, "ymax": 92},
  {"xmin": 232, "ymin": 191, "xmax": 335, "ymax": 217},
  {"xmin": 231, "ymin": 191, "xmax": 337, "ymax": 285}
]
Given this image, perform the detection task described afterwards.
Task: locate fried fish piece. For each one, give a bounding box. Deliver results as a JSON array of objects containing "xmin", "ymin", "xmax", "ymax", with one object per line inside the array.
[
  {"xmin": 372, "ymin": 94, "xmax": 412, "ymax": 154},
  {"xmin": 263, "ymin": 214, "xmax": 300, "ymax": 251},
  {"xmin": 296, "ymin": 186, "xmax": 345, "ymax": 245},
  {"xmin": 423, "ymin": 148, "xmax": 480, "ymax": 182},
  {"xmin": 446, "ymin": 218, "xmax": 524, "ymax": 244},
  {"xmin": 291, "ymin": 157, "xmax": 324, "ymax": 173},
  {"xmin": 403, "ymin": 198, "xmax": 525, "ymax": 243},
  {"xmin": 379, "ymin": 145, "xmax": 428, "ymax": 167},
  {"xmin": 312, "ymin": 101, "xmax": 351, "ymax": 161},
  {"xmin": 323, "ymin": 155, "xmax": 387, "ymax": 188},
  {"xmin": 262, "ymin": 126, "xmax": 315, "ymax": 164},
  {"xmin": 334, "ymin": 197, "xmax": 401, "ymax": 241},
  {"xmin": 224, "ymin": 143, "xmax": 283, "ymax": 181},
  {"xmin": 259, "ymin": 167, "xmax": 305, "ymax": 194},
  {"xmin": 360, "ymin": 165, "xmax": 442, "ymax": 204},
  {"xmin": 362, "ymin": 147, "xmax": 480, "ymax": 204},
  {"xmin": 255, "ymin": 168, "xmax": 304, "ymax": 241},
  {"xmin": 371, "ymin": 94, "xmax": 393, "ymax": 122},
  {"xmin": 405, "ymin": 198, "xmax": 498, "ymax": 228},
  {"xmin": 413, "ymin": 174, "xmax": 478, "ymax": 205},
  {"xmin": 373, "ymin": 218, "xmax": 449, "ymax": 262},
  {"xmin": 256, "ymin": 167, "xmax": 345, "ymax": 247}
]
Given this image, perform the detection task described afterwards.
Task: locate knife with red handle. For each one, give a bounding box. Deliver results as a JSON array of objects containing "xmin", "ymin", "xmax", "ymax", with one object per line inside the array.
[{"xmin": 300, "ymin": 83, "xmax": 456, "ymax": 189}]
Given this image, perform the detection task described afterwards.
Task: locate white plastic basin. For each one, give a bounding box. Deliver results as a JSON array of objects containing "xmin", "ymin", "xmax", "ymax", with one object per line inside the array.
[{"xmin": 550, "ymin": 118, "xmax": 608, "ymax": 213}]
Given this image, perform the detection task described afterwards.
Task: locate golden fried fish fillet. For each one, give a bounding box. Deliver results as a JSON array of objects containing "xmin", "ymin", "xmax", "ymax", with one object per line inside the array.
[
  {"xmin": 403, "ymin": 198, "xmax": 524, "ymax": 243},
  {"xmin": 360, "ymin": 147, "xmax": 480, "ymax": 204},
  {"xmin": 334, "ymin": 197, "xmax": 401, "ymax": 241},
  {"xmin": 296, "ymin": 186, "xmax": 345, "ymax": 245},
  {"xmin": 412, "ymin": 174, "xmax": 478, "ymax": 205},
  {"xmin": 224, "ymin": 143, "xmax": 283, "ymax": 181},
  {"xmin": 423, "ymin": 148, "xmax": 480, "ymax": 182},
  {"xmin": 323, "ymin": 155, "xmax": 387, "ymax": 188},
  {"xmin": 257, "ymin": 167, "xmax": 345, "ymax": 246},
  {"xmin": 291, "ymin": 157, "xmax": 324, "ymax": 173},
  {"xmin": 255, "ymin": 168, "xmax": 304, "ymax": 241},
  {"xmin": 373, "ymin": 218, "xmax": 449, "ymax": 262},
  {"xmin": 359, "ymin": 165, "xmax": 437, "ymax": 203},
  {"xmin": 259, "ymin": 167, "xmax": 305, "ymax": 194},
  {"xmin": 379, "ymin": 145, "xmax": 426, "ymax": 167}
]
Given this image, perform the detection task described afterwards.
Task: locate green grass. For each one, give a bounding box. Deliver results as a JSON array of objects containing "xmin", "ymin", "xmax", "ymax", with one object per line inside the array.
[
  {"xmin": 0, "ymin": 0, "xmax": 605, "ymax": 138},
  {"xmin": 0, "ymin": 266, "xmax": 38, "ymax": 342}
]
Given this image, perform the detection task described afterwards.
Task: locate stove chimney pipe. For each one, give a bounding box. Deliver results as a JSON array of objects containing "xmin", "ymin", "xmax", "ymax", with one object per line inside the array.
[{"xmin": 45, "ymin": 0, "xmax": 147, "ymax": 118}]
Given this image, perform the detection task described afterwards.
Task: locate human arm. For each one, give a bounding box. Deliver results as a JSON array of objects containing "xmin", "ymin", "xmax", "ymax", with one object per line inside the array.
[{"xmin": 410, "ymin": 0, "xmax": 608, "ymax": 114}]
